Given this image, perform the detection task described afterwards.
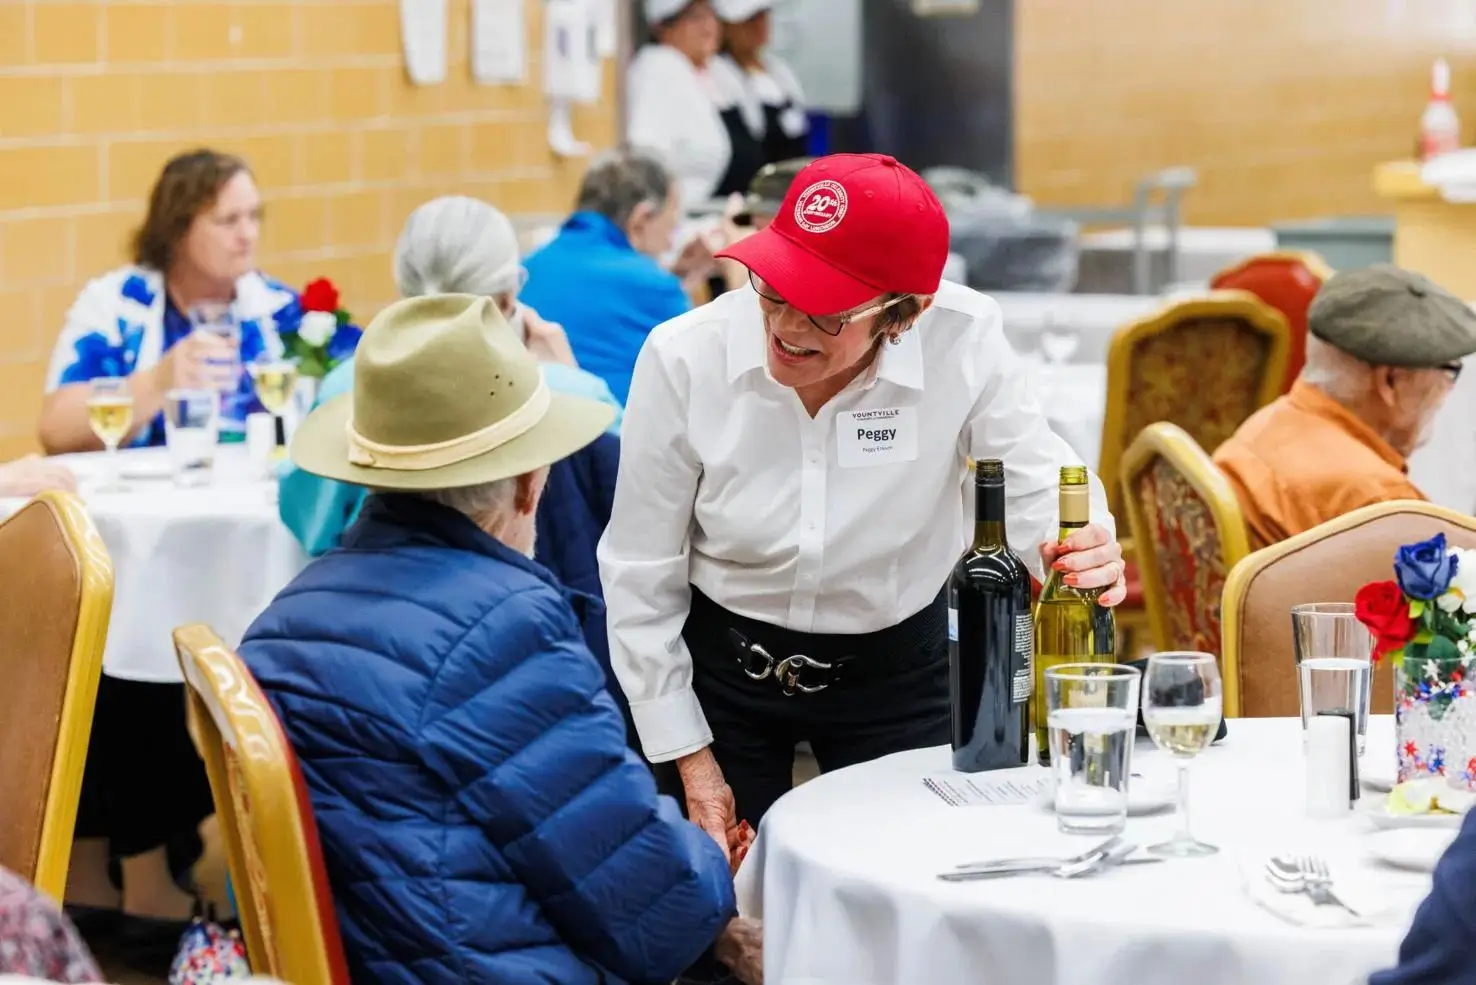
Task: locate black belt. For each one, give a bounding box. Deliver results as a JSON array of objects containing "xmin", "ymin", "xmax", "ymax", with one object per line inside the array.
[{"xmin": 686, "ymin": 587, "xmax": 946, "ymax": 696}]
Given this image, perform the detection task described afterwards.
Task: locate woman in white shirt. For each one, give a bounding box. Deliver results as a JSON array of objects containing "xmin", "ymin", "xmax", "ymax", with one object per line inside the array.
[
  {"xmin": 710, "ymin": 0, "xmax": 809, "ymax": 180},
  {"xmin": 628, "ymin": 1, "xmax": 732, "ymax": 211},
  {"xmin": 598, "ymin": 154, "xmax": 1129, "ymax": 855}
]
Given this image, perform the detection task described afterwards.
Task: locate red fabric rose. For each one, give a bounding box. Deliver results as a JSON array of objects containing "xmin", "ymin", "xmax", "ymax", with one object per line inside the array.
[
  {"xmin": 301, "ymin": 277, "xmax": 340, "ymax": 313},
  {"xmin": 1355, "ymin": 580, "xmax": 1416, "ymax": 662}
]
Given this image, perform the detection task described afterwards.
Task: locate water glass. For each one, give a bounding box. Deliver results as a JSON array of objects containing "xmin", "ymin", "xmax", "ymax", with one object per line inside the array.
[
  {"xmin": 189, "ymin": 301, "xmax": 242, "ymax": 396},
  {"xmin": 1044, "ymin": 663, "xmax": 1142, "ymax": 835},
  {"xmin": 1292, "ymin": 603, "xmax": 1373, "ymax": 755},
  {"xmin": 1141, "ymin": 651, "xmax": 1223, "ymax": 858},
  {"xmin": 163, "ymin": 389, "xmax": 218, "ymax": 487}
]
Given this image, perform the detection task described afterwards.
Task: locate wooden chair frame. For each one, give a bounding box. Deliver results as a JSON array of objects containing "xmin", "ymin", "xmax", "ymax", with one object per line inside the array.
[
  {"xmin": 176, "ymin": 623, "xmax": 350, "ymax": 985},
  {"xmin": 1221, "ymin": 500, "xmax": 1476, "ymax": 720},
  {"xmin": 1098, "ymin": 289, "xmax": 1292, "ymax": 521},
  {"xmin": 1119, "ymin": 423, "xmax": 1250, "ymax": 714},
  {"xmin": 11, "ymin": 492, "xmax": 113, "ymax": 900}
]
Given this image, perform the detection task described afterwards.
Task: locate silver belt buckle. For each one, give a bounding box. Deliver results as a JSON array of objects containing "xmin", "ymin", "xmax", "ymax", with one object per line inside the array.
[
  {"xmin": 740, "ymin": 641, "xmax": 777, "ymax": 681},
  {"xmin": 776, "ymin": 653, "xmax": 832, "ymax": 695}
]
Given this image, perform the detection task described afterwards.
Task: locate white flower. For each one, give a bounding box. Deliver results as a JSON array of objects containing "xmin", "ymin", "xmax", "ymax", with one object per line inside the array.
[
  {"xmin": 1440, "ymin": 548, "xmax": 1476, "ymax": 614},
  {"xmin": 298, "ymin": 310, "xmax": 337, "ymax": 347}
]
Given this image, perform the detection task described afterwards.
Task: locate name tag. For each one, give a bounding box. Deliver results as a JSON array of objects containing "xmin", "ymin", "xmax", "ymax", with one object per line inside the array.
[{"xmin": 836, "ymin": 408, "xmax": 918, "ymax": 468}]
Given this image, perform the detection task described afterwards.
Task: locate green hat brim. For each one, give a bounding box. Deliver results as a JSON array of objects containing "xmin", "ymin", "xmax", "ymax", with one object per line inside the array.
[{"xmin": 289, "ymin": 389, "xmax": 616, "ymax": 491}]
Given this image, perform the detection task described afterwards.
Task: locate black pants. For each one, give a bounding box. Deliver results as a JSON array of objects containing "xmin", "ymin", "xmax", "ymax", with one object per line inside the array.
[
  {"xmin": 663, "ymin": 588, "xmax": 950, "ymax": 827},
  {"xmin": 74, "ymin": 676, "xmax": 215, "ymax": 862}
]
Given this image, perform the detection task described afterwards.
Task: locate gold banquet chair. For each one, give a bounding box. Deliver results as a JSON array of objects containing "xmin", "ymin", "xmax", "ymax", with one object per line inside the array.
[
  {"xmin": 0, "ymin": 491, "xmax": 113, "ymax": 900},
  {"xmin": 1120, "ymin": 423, "xmax": 1251, "ymax": 713},
  {"xmin": 1221, "ymin": 501, "xmax": 1476, "ymax": 720},
  {"xmin": 176, "ymin": 624, "xmax": 351, "ymax": 985}
]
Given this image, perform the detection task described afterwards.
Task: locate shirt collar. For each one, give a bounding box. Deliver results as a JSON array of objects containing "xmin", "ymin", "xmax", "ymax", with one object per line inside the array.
[
  {"xmin": 560, "ymin": 211, "xmax": 635, "ymax": 252},
  {"xmin": 724, "ymin": 289, "xmax": 926, "ymax": 392},
  {"xmin": 1287, "ymin": 379, "xmax": 1409, "ymax": 472}
]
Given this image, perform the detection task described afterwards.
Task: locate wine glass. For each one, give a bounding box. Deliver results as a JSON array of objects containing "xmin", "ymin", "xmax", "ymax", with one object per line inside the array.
[
  {"xmin": 1037, "ymin": 314, "xmax": 1080, "ymax": 365},
  {"xmin": 247, "ymin": 356, "xmax": 299, "ymax": 463},
  {"xmin": 1141, "ymin": 651, "xmax": 1223, "ymax": 857},
  {"xmin": 86, "ymin": 376, "xmax": 134, "ymax": 492}
]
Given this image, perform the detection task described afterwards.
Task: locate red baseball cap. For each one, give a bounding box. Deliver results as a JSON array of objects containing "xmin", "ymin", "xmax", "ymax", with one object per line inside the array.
[{"xmin": 716, "ymin": 153, "xmax": 950, "ymax": 315}]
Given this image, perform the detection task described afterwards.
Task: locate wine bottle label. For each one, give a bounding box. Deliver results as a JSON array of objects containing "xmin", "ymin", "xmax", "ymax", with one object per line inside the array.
[
  {"xmin": 1011, "ymin": 613, "xmax": 1034, "ymax": 703},
  {"xmin": 947, "ymin": 606, "xmax": 958, "ymax": 644}
]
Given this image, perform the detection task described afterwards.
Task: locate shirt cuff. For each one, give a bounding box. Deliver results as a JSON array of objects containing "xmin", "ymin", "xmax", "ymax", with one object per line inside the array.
[{"xmin": 630, "ymin": 687, "xmax": 713, "ymax": 764}]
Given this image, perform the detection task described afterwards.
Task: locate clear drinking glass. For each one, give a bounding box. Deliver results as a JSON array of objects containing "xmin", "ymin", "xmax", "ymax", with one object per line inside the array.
[
  {"xmin": 86, "ymin": 376, "xmax": 134, "ymax": 492},
  {"xmin": 1141, "ymin": 651, "xmax": 1223, "ymax": 858},
  {"xmin": 1291, "ymin": 603, "xmax": 1374, "ymax": 756},
  {"xmin": 1037, "ymin": 314, "xmax": 1081, "ymax": 365},
  {"xmin": 163, "ymin": 389, "xmax": 219, "ymax": 487},
  {"xmin": 189, "ymin": 301, "xmax": 242, "ymax": 399},
  {"xmin": 1044, "ymin": 663, "xmax": 1142, "ymax": 835}
]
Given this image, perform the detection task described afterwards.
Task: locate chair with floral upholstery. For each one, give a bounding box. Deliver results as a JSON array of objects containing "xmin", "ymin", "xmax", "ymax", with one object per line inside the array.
[
  {"xmin": 1120, "ymin": 422, "xmax": 1251, "ymax": 706},
  {"xmin": 1098, "ymin": 289, "xmax": 1290, "ymax": 654},
  {"xmin": 1210, "ymin": 250, "xmax": 1334, "ymax": 394}
]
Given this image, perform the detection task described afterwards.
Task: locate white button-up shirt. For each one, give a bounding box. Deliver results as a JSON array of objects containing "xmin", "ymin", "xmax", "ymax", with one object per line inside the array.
[{"xmin": 597, "ymin": 281, "xmax": 1115, "ymax": 762}]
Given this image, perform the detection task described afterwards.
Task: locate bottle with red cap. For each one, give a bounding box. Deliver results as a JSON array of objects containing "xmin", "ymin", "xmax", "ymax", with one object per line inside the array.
[{"xmin": 1420, "ymin": 57, "xmax": 1461, "ymax": 161}]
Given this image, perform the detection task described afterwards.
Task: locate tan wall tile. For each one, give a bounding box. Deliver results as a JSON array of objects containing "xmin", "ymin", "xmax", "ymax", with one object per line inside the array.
[
  {"xmin": 0, "ymin": 78, "xmax": 68, "ymax": 139},
  {"xmin": 34, "ymin": 3, "xmax": 103, "ymax": 65},
  {"xmin": 104, "ymin": 4, "xmax": 172, "ymax": 64},
  {"xmin": 0, "ymin": 146, "xmax": 100, "ymax": 211},
  {"xmin": 1, "ymin": 218, "xmax": 74, "ymax": 288}
]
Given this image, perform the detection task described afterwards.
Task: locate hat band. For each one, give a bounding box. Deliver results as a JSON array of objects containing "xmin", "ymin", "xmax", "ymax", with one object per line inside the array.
[{"xmin": 343, "ymin": 377, "xmax": 551, "ymax": 472}]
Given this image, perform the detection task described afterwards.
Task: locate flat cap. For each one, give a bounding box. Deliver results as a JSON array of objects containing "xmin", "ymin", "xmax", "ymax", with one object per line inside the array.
[
  {"xmin": 1309, "ymin": 264, "xmax": 1476, "ymax": 368},
  {"xmin": 743, "ymin": 157, "xmax": 815, "ymax": 217}
]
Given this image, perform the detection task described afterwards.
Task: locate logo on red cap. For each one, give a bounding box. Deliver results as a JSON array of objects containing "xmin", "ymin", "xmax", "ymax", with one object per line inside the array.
[{"xmin": 793, "ymin": 180, "xmax": 847, "ymax": 234}]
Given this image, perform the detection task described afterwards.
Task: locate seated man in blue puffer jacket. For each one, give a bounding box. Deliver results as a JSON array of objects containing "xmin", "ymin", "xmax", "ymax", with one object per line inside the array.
[{"xmin": 241, "ymin": 294, "xmax": 759, "ymax": 985}]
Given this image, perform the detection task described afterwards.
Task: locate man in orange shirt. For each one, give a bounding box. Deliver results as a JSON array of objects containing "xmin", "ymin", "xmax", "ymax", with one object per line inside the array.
[{"xmin": 1214, "ymin": 265, "xmax": 1476, "ymax": 549}]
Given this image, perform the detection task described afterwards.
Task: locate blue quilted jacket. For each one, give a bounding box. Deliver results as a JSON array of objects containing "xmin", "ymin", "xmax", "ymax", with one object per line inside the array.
[
  {"xmin": 1371, "ymin": 808, "xmax": 1476, "ymax": 985},
  {"xmin": 240, "ymin": 494, "xmax": 736, "ymax": 985}
]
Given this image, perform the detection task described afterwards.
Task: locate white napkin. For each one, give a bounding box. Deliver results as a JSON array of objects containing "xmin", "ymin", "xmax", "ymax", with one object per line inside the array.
[{"xmin": 1242, "ymin": 858, "xmax": 1396, "ymax": 928}]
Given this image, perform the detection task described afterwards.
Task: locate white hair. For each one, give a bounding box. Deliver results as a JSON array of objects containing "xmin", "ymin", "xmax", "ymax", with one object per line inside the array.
[
  {"xmin": 393, "ymin": 196, "xmax": 526, "ymax": 299},
  {"xmin": 420, "ymin": 477, "xmax": 519, "ymax": 519},
  {"xmin": 1300, "ymin": 334, "xmax": 1372, "ymax": 404}
]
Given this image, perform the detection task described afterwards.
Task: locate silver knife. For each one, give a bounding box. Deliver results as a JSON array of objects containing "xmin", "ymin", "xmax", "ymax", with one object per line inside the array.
[
  {"xmin": 952, "ymin": 835, "xmax": 1123, "ymax": 874},
  {"xmin": 938, "ymin": 844, "xmax": 1162, "ymax": 882}
]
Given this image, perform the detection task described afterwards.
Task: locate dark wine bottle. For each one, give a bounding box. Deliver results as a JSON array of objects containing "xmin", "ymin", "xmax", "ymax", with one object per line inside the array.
[{"xmin": 949, "ymin": 459, "xmax": 1034, "ymax": 772}]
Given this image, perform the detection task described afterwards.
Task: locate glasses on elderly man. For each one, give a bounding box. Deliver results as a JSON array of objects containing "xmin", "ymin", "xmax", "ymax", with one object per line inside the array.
[
  {"xmin": 1441, "ymin": 362, "xmax": 1464, "ymax": 383},
  {"xmin": 749, "ymin": 271, "xmax": 911, "ymax": 337}
]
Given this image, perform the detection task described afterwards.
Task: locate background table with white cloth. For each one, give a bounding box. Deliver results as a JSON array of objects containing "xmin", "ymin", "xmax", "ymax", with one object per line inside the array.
[
  {"xmin": 736, "ymin": 717, "xmax": 1432, "ymax": 985},
  {"xmin": 16, "ymin": 445, "xmax": 308, "ymax": 682}
]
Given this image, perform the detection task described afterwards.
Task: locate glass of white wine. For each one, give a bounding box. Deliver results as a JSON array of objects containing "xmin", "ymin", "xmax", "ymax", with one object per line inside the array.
[
  {"xmin": 87, "ymin": 376, "xmax": 134, "ymax": 492},
  {"xmin": 247, "ymin": 356, "xmax": 299, "ymax": 462},
  {"xmin": 1142, "ymin": 651, "xmax": 1223, "ymax": 858}
]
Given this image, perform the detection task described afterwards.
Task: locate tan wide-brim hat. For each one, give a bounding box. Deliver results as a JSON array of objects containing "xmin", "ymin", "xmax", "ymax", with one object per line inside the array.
[{"xmin": 291, "ymin": 293, "xmax": 615, "ymax": 491}]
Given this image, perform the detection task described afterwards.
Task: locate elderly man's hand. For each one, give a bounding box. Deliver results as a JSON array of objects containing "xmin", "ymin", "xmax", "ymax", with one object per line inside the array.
[
  {"xmin": 0, "ymin": 455, "xmax": 77, "ymax": 498},
  {"xmin": 715, "ymin": 917, "xmax": 764, "ymax": 985},
  {"xmin": 1039, "ymin": 522, "xmax": 1127, "ymax": 607},
  {"xmin": 518, "ymin": 305, "xmax": 577, "ymax": 368}
]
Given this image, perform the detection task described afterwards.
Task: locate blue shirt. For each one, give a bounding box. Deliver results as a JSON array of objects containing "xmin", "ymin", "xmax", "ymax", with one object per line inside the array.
[
  {"xmin": 520, "ymin": 211, "xmax": 691, "ymax": 405},
  {"xmin": 278, "ymin": 356, "xmax": 623, "ymax": 557}
]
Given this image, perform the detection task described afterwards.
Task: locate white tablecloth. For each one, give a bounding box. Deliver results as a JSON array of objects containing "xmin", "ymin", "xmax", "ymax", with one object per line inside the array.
[
  {"xmin": 33, "ymin": 446, "xmax": 307, "ymax": 683},
  {"xmin": 1023, "ymin": 358, "xmax": 1107, "ymax": 470},
  {"xmin": 737, "ymin": 717, "xmax": 1433, "ymax": 985},
  {"xmin": 995, "ymin": 292, "xmax": 1162, "ymax": 365}
]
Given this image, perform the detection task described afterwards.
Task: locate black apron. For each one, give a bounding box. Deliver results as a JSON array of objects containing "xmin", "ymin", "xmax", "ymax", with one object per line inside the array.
[
  {"xmin": 715, "ymin": 105, "xmax": 769, "ymax": 198},
  {"xmin": 762, "ymin": 97, "xmax": 809, "ymax": 163}
]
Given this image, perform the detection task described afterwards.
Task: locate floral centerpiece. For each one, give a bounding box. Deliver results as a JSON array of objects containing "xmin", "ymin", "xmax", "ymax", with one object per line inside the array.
[
  {"xmin": 282, "ymin": 277, "xmax": 362, "ymax": 380},
  {"xmin": 1355, "ymin": 533, "xmax": 1476, "ymax": 788}
]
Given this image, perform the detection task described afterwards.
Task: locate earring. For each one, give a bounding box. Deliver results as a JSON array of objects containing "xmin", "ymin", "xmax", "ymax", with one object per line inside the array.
[{"xmin": 887, "ymin": 332, "xmax": 903, "ymax": 346}]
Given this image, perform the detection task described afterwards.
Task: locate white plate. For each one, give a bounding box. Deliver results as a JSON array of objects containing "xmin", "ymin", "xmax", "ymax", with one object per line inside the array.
[
  {"xmin": 1360, "ymin": 760, "xmax": 1397, "ymax": 794},
  {"xmin": 1366, "ymin": 827, "xmax": 1459, "ymax": 873},
  {"xmin": 1358, "ymin": 796, "xmax": 1466, "ymax": 830},
  {"xmin": 1036, "ymin": 781, "xmax": 1175, "ymax": 817}
]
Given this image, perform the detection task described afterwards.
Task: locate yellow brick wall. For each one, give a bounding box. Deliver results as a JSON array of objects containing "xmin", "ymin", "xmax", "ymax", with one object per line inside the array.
[
  {"xmin": 1016, "ymin": 0, "xmax": 1476, "ymax": 227},
  {"xmin": 0, "ymin": 0, "xmax": 618, "ymax": 458}
]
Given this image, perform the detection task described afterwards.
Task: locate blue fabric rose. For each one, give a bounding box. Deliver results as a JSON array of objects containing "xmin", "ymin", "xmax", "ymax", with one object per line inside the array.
[
  {"xmin": 326, "ymin": 323, "xmax": 362, "ymax": 363},
  {"xmin": 1395, "ymin": 533, "xmax": 1459, "ymax": 600}
]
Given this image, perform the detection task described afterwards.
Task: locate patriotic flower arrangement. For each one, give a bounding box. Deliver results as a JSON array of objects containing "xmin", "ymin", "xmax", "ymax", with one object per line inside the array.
[
  {"xmin": 1355, "ymin": 533, "xmax": 1476, "ymax": 785},
  {"xmin": 282, "ymin": 277, "xmax": 362, "ymax": 378}
]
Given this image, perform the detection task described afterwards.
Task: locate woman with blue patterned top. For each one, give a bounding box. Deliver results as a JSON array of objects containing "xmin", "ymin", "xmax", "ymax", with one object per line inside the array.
[
  {"xmin": 39, "ymin": 148, "xmax": 299, "ymax": 453},
  {"xmin": 41, "ymin": 149, "xmax": 299, "ymax": 976}
]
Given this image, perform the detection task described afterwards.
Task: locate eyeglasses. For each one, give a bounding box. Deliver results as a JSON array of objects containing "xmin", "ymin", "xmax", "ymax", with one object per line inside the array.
[
  {"xmin": 749, "ymin": 272, "xmax": 910, "ymax": 336},
  {"xmin": 1442, "ymin": 362, "xmax": 1464, "ymax": 383}
]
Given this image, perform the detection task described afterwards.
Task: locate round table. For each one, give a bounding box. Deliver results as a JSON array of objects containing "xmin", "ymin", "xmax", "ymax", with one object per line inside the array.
[
  {"xmin": 28, "ymin": 446, "xmax": 307, "ymax": 682},
  {"xmin": 735, "ymin": 717, "xmax": 1435, "ymax": 985},
  {"xmin": 1021, "ymin": 356, "xmax": 1107, "ymax": 469}
]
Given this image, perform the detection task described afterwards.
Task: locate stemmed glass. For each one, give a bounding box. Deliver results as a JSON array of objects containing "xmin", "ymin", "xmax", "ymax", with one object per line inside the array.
[
  {"xmin": 1038, "ymin": 314, "xmax": 1081, "ymax": 365},
  {"xmin": 1141, "ymin": 651, "xmax": 1223, "ymax": 857},
  {"xmin": 87, "ymin": 377, "xmax": 135, "ymax": 493},
  {"xmin": 247, "ymin": 355, "xmax": 299, "ymax": 463}
]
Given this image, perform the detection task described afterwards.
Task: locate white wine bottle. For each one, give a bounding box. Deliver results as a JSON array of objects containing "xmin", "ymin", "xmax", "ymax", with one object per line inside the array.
[
  {"xmin": 948, "ymin": 459, "xmax": 1033, "ymax": 772},
  {"xmin": 1033, "ymin": 465, "xmax": 1116, "ymax": 766}
]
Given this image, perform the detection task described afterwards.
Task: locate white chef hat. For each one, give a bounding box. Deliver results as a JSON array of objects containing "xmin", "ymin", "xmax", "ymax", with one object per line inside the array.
[
  {"xmin": 644, "ymin": 0, "xmax": 692, "ymax": 23},
  {"xmin": 712, "ymin": 0, "xmax": 772, "ymax": 21}
]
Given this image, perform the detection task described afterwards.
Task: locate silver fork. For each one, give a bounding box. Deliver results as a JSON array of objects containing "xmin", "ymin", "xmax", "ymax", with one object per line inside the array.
[
  {"xmin": 1299, "ymin": 855, "xmax": 1362, "ymax": 918},
  {"xmin": 951, "ymin": 835, "xmax": 1122, "ymax": 875}
]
